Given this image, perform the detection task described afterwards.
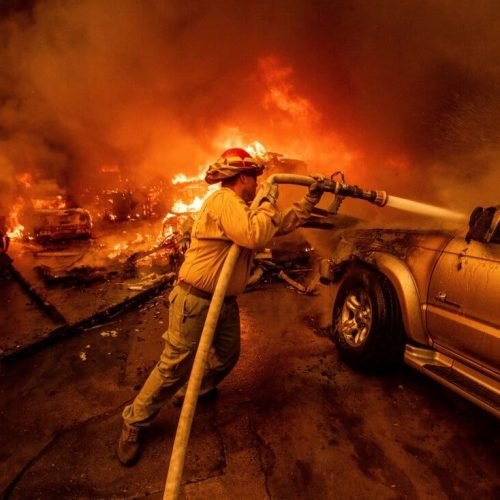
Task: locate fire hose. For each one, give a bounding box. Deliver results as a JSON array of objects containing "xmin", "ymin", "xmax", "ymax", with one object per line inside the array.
[{"xmin": 163, "ymin": 174, "xmax": 387, "ymax": 499}]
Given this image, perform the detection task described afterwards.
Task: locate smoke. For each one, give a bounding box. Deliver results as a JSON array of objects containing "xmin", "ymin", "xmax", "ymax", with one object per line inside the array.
[{"xmin": 1, "ymin": 0, "xmax": 499, "ymax": 215}]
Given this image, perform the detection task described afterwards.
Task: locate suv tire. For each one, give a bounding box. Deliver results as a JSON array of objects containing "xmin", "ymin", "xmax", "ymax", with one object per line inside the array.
[{"xmin": 333, "ymin": 265, "xmax": 404, "ymax": 371}]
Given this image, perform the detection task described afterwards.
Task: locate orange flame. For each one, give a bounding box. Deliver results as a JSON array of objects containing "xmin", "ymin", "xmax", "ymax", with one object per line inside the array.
[
  {"xmin": 172, "ymin": 172, "xmax": 206, "ymax": 185},
  {"xmin": 32, "ymin": 195, "xmax": 67, "ymax": 210},
  {"xmin": 170, "ymin": 182, "xmax": 219, "ymax": 214},
  {"xmin": 259, "ymin": 56, "xmax": 320, "ymax": 125},
  {"xmin": 171, "ymin": 196, "xmax": 205, "ymax": 213},
  {"xmin": 6, "ymin": 197, "xmax": 25, "ymax": 240},
  {"xmin": 169, "ymin": 139, "xmax": 268, "ymax": 215},
  {"xmin": 16, "ymin": 172, "xmax": 33, "ymax": 189},
  {"xmin": 107, "ymin": 241, "xmax": 129, "ymax": 259},
  {"xmin": 245, "ymin": 141, "xmax": 267, "ymax": 159}
]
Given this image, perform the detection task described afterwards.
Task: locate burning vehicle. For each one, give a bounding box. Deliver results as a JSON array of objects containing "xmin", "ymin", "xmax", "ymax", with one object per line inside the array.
[
  {"xmin": 320, "ymin": 205, "xmax": 500, "ymax": 417},
  {"xmin": 31, "ymin": 207, "xmax": 92, "ymax": 242},
  {"xmin": 7, "ymin": 178, "xmax": 93, "ymax": 242}
]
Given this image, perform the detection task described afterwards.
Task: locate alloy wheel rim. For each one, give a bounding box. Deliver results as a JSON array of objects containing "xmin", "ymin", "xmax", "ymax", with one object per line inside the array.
[{"xmin": 340, "ymin": 289, "xmax": 372, "ymax": 347}]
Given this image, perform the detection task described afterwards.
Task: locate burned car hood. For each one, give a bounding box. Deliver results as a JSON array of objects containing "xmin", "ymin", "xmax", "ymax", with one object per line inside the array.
[{"xmin": 332, "ymin": 228, "xmax": 457, "ymax": 261}]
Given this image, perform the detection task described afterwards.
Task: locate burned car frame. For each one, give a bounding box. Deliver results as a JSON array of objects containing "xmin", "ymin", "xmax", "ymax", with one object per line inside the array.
[
  {"xmin": 320, "ymin": 205, "xmax": 500, "ymax": 417},
  {"xmin": 32, "ymin": 207, "xmax": 92, "ymax": 242},
  {"xmin": 12, "ymin": 178, "xmax": 93, "ymax": 242}
]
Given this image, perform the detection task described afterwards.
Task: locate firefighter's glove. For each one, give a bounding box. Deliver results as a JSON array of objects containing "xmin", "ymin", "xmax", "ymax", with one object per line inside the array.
[
  {"xmin": 259, "ymin": 181, "xmax": 279, "ymax": 206},
  {"xmin": 305, "ymin": 180, "xmax": 323, "ymax": 206}
]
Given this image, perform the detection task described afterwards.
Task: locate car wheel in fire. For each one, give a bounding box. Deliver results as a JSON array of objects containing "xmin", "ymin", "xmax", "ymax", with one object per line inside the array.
[{"xmin": 332, "ymin": 265, "xmax": 404, "ymax": 371}]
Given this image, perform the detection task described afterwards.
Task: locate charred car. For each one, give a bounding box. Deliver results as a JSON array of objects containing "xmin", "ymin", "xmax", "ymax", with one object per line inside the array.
[
  {"xmin": 320, "ymin": 206, "xmax": 500, "ymax": 417},
  {"xmin": 19, "ymin": 179, "xmax": 93, "ymax": 242},
  {"xmin": 32, "ymin": 207, "xmax": 92, "ymax": 241}
]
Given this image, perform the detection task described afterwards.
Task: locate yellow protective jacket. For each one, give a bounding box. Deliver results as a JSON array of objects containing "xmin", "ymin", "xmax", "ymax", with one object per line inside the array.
[{"xmin": 178, "ymin": 188, "xmax": 315, "ymax": 296}]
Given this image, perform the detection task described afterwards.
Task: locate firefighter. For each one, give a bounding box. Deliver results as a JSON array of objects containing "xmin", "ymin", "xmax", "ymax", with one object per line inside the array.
[{"xmin": 118, "ymin": 148, "xmax": 323, "ymax": 465}]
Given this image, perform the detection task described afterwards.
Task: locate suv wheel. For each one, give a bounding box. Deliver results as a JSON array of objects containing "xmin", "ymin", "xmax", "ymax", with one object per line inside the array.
[{"xmin": 333, "ymin": 265, "xmax": 404, "ymax": 371}]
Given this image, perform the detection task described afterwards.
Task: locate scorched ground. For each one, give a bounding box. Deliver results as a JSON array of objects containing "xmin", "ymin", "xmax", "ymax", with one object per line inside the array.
[{"xmin": 0, "ymin": 279, "xmax": 498, "ymax": 499}]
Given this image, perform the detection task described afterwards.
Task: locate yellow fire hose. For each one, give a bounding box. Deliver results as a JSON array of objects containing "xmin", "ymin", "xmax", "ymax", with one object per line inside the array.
[{"xmin": 163, "ymin": 174, "xmax": 386, "ymax": 499}]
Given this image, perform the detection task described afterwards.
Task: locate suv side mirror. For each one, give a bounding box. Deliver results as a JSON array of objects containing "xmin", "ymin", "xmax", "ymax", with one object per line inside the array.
[
  {"xmin": 485, "ymin": 208, "xmax": 500, "ymax": 243},
  {"xmin": 466, "ymin": 206, "xmax": 500, "ymax": 243}
]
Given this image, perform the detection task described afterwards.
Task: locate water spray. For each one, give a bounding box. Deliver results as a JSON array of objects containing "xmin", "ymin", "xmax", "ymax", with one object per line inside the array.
[
  {"xmin": 385, "ymin": 195, "xmax": 466, "ymax": 221},
  {"xmin": 268, "ymin": 173, "xmax": 465, "ymax": 222}
]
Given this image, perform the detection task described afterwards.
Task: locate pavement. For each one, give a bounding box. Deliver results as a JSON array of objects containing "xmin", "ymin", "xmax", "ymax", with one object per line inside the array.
[
  {"xmin": 0, "ymin": 223, "xmax": 172, "ymax": 360},
  {"xmin": 1, "ymin": 283, "xmax": 499, "ymax": 499}
]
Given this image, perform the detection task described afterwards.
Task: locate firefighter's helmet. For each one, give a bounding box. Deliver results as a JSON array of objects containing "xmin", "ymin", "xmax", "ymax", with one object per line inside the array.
[{"xmin": 205, "ymin": 148, "xmax": 265, "ymax": 184}]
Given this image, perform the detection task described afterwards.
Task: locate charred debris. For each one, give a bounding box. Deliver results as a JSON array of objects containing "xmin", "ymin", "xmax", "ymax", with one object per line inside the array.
[{"xmin": 1, "ymin": 155, "xmax": 350, "ymax": 361}]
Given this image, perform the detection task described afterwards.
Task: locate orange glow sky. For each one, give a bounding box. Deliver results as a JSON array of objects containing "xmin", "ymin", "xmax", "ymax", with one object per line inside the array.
[{"xmin": 1, "ymin": 1, "xmax": 499, "ymax": 216}]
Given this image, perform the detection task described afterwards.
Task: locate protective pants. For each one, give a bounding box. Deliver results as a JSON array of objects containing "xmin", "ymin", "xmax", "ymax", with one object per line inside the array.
[{"xmin": 122, "ymin": 285, "xmax": 240, "ymax": 428}]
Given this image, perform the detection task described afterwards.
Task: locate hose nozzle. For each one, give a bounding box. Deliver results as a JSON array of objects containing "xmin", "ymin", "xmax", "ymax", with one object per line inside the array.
[
  {"xmin": 318, "ymin": 180, "xmax": 388, "ymax": 207},
  {"xmin": 334, "ymin": 183, "xmax": 387, "ymax": 207},
  {"xmin": 263, "ymin": 174, "xmax": 388, "ymax": 208},
  {"xmin": 372, "ymin": 190, "xmax": 388, "ymax": 207}
]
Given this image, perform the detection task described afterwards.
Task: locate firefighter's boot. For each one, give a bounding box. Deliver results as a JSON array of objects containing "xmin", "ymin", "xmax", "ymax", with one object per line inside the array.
[{"xmin": 117, "ymin": 423, "xmax": 143, "ymax": 466}]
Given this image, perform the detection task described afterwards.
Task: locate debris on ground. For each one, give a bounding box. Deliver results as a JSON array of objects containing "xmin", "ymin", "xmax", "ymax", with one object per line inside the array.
[
  {"xmin": 35, "ymin": 265, "xmax": 109, "ymax": 287},
  {"xmin": 127, "ymin": 272, "xmax": 176, "ymax": 291},
  {"xmin": 248, "ymin": 239, "xmax": 319, "ymax": 294}
]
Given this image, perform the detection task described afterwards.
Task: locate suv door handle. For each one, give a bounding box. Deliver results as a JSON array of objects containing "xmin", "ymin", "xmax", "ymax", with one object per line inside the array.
[{"xmin": 435, "ymin": 291, "xmax": 461, "ymax": 308}]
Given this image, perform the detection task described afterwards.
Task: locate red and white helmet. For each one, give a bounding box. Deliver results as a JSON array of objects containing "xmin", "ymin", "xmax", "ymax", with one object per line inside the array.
[{"xmin": 205, "ymin": 148, "xmax": 264, "ymax": 184}]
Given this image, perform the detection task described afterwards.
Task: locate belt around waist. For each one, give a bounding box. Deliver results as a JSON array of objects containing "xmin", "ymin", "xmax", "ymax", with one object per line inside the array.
[{"xmin": 178, "ymin": 281, "xmax": 236, "ymax": 302}]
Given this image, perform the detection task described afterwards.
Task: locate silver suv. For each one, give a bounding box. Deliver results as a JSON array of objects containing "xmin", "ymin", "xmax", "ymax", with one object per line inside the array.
[{"xmin": 320, "ymin": 206, "xmax": 500, "ymax": 417}]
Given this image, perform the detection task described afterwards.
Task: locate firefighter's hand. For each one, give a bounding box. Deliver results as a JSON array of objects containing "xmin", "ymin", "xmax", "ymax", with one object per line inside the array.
[
  {"xmin": 259, "ymin": 181, "xmax": 279, "ymax": 206},
  {"xmin": 305, "ymin": 180, "xmax": 323, "ymax": 206}
]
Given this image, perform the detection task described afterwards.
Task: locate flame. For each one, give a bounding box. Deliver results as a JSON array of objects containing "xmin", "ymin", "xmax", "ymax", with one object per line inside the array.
[
  {"xmin": 162, "ymin": 217, "xmax": 175, "ymax": 237},
  {"xmin": 231, "ymin": 56, "xmax": 358, "ymax": 178},
  {"xmin": 107, "ymin": 241, "xmax": 129, "ymax": 259},
  {"xmin": 259, "ymin": 56, "xmax": 320, "ymax": 125},
  {"xmin": 171, "ymin": 196, "xmax": 205, "ymax": 213},
  {"xmin": 169, "ymin": 136, "xmax": 266, "ymax": 216},
  {"xmin": 7, "ymin": 224, "xmax": 24, "ymax": 240},
  {"xmin": 172, "ymin": 172, "xmax": 206, "ymax": 184},
  {"xmin": 170, "ymin": 183, "xmax": 219, "ymax": 214},
  {"xmin": 114, "ymin": 243, "xmax": 127, "ymax": 251},
  {"xmin": 213, "ymin": 127, "xmax": 270, "ymax": 159},
  {"xmin": 32, "ymin": 195, "xmax": 67, "ymax": 210},
  {"xmin": 16, "ymin": 172, "xmax": 33, "ymax": 189},
  {"xmin": 245, "ymin": 141, "xmax": 267, "ymax": 159},
  {"xmin": 6, "ymin": 197, "xmax": 25, "ymax": 240}
]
